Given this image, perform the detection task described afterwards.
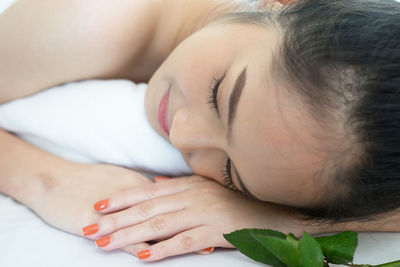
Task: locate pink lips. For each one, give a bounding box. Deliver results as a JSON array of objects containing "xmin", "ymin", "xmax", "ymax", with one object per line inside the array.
[{"xmin": 158, "ymin": 88, "xmax": 171, "ymax": 135}]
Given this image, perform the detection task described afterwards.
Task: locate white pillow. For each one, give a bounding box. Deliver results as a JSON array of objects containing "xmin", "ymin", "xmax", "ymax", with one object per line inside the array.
[{"xmin": 0, "ymin": 79, "xmax": 191, "ymax": 176}]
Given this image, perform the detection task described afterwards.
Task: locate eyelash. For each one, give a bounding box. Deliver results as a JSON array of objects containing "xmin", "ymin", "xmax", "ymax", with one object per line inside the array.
[
  {"xmin": 207, "ymin": 74, "xmax": 224, "ymax": 115},
  {"xmin": 222, "ymin": 158, "xmax": 239, "ymax": 191},
  {"xmin": 207, "ymin": 74, "xmax": 238, "ymax": 191}
]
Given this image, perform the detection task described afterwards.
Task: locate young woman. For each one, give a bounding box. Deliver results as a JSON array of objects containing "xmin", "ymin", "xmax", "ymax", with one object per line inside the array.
[{"xmin": 1, "ymin": 0, "xmax": 400, "ymax": 262}]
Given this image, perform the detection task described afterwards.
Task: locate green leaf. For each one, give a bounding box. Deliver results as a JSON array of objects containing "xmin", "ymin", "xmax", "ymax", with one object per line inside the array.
[
  {"xmin": 224, "ymin": 229, "xmax": 286, "ymax": 267},
  {"xmin": 252, "ymin": 232, "xmax": 302, "ymax": 267},
  {"xmin": 298, "ymin": 233, "xmax": 324, "ymax": 267},
  {"xmin": 254, "ymin": 228, "xmax": 288, "ymax": 239},
  {"xmin": 286, "ymin": 233, "xmax": 300, "ymax": 248},
  {"xmin": 315, "ymin": 231, "xmax": 358, "ymax": 264}
]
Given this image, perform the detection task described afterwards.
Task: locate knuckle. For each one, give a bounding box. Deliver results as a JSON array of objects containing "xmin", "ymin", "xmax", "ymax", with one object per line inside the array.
[
  {"xmin": 150, "ymin": 243, "xmax": 169, "ymax": 261},
  {"xmin": 137, "ymin": 200, "xmax": 153, "ymax": 219},
  {"xmin": 149, "ymin": 216, "xmax": 166, "ymax": 234},
  {"xmin": 179, "ymin": 235, "xmax": 193, "ymax": 251},
  {"xmin": 144, "ymin": 184, "xmax": 159, "ymax": 199},
  {"xmin": 155, "ymin": 243, "xmax": 167, "ymax": 257},
  {"xmin": 101, "ymin": 214, "xmax": 119, "ymax": 230}
]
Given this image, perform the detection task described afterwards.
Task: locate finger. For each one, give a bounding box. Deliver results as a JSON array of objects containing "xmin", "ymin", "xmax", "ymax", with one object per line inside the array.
[
  {"xmin": 121, "ymin": 242, "xmax": 151, "ymax": 257},
  {"xmin": 93, "ymin": 176, "xmax": 204, "ymax": 213},
  {"xmin": 89, "ymin": 193, "xmax": 188, "ymax": 238},
  {"xmin": 195, "ymin": 247, "xmax": 215, "ymax": 255},
  {"xmin": 136, "ymin": 226, "xmax": 221, "ymax": 261},
  {"xmin": 153, "ymin": 176, "xmax": 170, "ymax": 182},
  {"xmin": 95, "ymin": 208, "xmax": 203, "ymax": 251}
]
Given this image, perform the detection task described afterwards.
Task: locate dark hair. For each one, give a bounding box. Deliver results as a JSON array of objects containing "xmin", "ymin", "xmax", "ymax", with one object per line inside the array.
[{"xmin": 220, "ymin": 0, "xmax": 400, "ymax": 222}]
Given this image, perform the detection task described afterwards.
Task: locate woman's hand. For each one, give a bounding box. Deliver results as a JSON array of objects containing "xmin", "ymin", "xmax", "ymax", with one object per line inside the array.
[
  {"xmin": 0, "ymin": 129, "xmax": 152, "ymax": 241},
  {"xmin": 29, "ymin": 162, "xmax": 152, "ymax": 237},
  {"xmin": 87, "ymin": 175, "xmax": 301, "ymax": 261}
]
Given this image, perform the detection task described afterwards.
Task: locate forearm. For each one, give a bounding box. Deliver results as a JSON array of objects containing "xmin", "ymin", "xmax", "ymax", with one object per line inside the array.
[{"xmin": 0, "ymin": 129, "xmax": 71, "ymax": 207}]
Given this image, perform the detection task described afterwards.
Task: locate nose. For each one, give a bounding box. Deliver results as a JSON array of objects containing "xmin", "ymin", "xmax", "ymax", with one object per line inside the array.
[{"xmin": 169, "ymin": 106, "xmax": 224, "ymax": 154}]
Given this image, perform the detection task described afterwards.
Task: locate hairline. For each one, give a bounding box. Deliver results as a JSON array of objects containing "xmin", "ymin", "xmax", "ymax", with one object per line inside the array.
[{"xmin": 215, "ymin": 10, "xmax": 354, "ymax": 210}]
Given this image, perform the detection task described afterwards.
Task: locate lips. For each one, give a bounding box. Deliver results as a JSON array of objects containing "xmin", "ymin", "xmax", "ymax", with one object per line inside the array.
[{"xmin": 158, "ymin": 88, "xmax": 171, "ymax": 136}]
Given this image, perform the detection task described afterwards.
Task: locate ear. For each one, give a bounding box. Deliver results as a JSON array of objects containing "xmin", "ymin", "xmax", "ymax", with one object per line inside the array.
[{"xmin": 257, "ymin": 0, "xmax": 285, "ymax": 10}]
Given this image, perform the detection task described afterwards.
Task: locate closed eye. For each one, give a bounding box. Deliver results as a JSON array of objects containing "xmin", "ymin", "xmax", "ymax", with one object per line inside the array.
[
  {"xmin": 207, "ymin": 73, "xmax": 226, "ymax": 116},
  {"xmin": 222, "ymin": 158, "xmax": 239, "ymax": 191},
  {"xmin": 206, "ymin": 73, "xmax": 238, "ymax": 191}
]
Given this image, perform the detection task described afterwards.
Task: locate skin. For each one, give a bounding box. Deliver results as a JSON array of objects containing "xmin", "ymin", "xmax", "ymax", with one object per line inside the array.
[{"xmin": 2, "ymin": 0, "xmax": 400, "ymax": 263}]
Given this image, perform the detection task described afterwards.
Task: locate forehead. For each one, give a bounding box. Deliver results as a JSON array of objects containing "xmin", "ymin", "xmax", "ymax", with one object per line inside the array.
[{"xmin": 224, "ymin": 30, "xmax": 331, "ymax": 206}]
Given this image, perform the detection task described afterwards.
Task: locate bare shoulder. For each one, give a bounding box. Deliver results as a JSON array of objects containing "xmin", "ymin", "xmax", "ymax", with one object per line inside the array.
[{"xmin": 0, "ymin": 0, "xmax": 166, "ymax": 103}]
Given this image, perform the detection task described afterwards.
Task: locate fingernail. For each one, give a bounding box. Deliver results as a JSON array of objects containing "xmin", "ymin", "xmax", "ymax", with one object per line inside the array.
[
  {"xmin": 95, "ymin": 236, "xmax": 111, "ymax": 247},
  {"xmin": 154, "ymin": 176, "xmax": 169, "ymax": 182},
  {"xmin": 82, "ymin": 224, "xmax": 99, "ymax": 236},
  {"xmin": 137, "ymin": 249, "xmax": 151, "ymax": 260},
  {"xmin": 94, "ymin": 199, "xmax": 109, "ymax": 211},
  {"xmin": 196, "ymin": 247, "xmax": 215, "ymax": 255},
  {"xmin": 202, "ymin": 247, "xmax": 214, "ymax": 253}
]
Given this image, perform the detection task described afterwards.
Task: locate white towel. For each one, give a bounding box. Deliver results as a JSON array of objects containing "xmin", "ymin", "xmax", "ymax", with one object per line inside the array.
[{"xmin": 0, "ymin": 79, "xmax": 192, "ymax": 176}]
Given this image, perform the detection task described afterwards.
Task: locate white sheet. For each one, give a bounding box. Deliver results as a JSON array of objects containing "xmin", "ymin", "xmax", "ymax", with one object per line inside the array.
[{"xmin": 1, "ymin": 1, "xmax": 400, "ymax": 267}]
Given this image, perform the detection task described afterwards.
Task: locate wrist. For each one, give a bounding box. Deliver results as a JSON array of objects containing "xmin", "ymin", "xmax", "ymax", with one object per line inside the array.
[{"xmin": 0, "ymin": 130, "xmax": 73, "ymax": 207}]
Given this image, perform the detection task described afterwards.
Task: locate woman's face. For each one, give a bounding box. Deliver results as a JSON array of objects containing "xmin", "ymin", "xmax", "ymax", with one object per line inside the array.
[{"xmin": 145, "ymin": 22, "xmax": 332, "ymax": 207}]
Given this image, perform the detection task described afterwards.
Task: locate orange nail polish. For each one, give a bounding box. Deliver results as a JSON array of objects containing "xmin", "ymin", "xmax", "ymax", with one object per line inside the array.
[
  {"xmin": 137, "ymin": 249, "xmax": 151, "ymax": 260},
  {"xmin": 154, "ymin": 176, "xmax": 169, "ymax": 182},
  {"xmin": 94, "ymin": 199, "xmax": 109, "ymax": 211},
  {"xmin": 96, "ymin": 236, "xmax": 111, "ymax": 247},
  {"xmin": 82, "ymin": 224, "xmax": 99, "ymax": 236},
  {"xmin": 202, "ymin": 247, "xmax": 214, "ymax": 253}
]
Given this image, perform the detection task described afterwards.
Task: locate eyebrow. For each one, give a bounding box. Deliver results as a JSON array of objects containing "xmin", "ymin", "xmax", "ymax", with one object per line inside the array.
[{"xmin": 227, "ymin": 66, "xmax": 247, "ymax": 144}]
